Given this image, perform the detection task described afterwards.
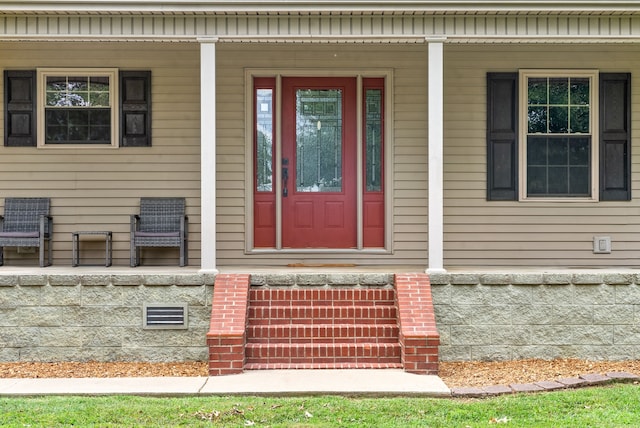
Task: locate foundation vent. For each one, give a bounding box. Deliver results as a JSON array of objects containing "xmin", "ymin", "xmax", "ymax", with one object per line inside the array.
[{"xmin": 143, "ymin": 303, "xmax": 188, "ymax": 329}]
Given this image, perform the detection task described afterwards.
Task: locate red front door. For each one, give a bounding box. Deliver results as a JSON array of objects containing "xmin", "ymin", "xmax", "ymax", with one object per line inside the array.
[{"xmin": 281, "ymin": 77, "xmax": 357, "ymax": 248}]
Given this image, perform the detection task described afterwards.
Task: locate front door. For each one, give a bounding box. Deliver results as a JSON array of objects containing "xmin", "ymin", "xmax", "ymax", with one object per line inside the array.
[{"xmin": 281, "ymin": 77, "xmax": 357, "ymax": 248}]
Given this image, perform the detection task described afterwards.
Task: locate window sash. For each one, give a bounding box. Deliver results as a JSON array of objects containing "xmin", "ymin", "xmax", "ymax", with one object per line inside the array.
[
  {"xmin": 519, "ymin": 70, "xmax": 598, "ymax": 201},
  {"xmin": 37, "ymin": 68, "xmax": 118, "ymax": 148}
]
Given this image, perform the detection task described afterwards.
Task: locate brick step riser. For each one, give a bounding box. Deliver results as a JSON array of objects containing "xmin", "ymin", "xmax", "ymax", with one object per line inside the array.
[
  {"xmin": 246, "ymin": 325, "xmax": 399, "ymax": 344},
  {"xmin": 249, "ymin": 289, "xmax": 395, "ymax": 307},
  {"xmin": 245, "ymin": 343, "xmax": 402, "ymax": 362},
  {"xmin": 247, "ymin": 306, "xmax": 397, "ymax": 323},
  {"xmin": 245, "ymin": 362, "xmax": 404, "ymax": 370}
]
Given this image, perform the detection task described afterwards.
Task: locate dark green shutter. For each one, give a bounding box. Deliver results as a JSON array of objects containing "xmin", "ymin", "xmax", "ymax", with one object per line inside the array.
[
  {"xmin": 120, "ymin": 71, "xmax": 151, "ymax": 147},
  {"xmin": 599, "ymin": 73, "xmax": 631, "ymax": 201},
  {"xmin": 4, "ymin": 70, "xmax": 36, "ymax": 147},
  {"xmin": 487, "ymin": 72, "xmax": 518, "ymax": 200}
]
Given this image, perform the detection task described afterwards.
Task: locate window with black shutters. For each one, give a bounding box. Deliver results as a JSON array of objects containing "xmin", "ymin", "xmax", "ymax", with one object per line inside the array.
[{"xmin": 487, "ymin": 71, "xmax": 630, "ymax": 202}]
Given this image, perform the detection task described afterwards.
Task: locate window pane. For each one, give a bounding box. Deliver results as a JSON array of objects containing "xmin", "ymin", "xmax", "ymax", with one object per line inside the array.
[
  {"xmin": 549, "ymin": 78, "xmax": 568, "ymax": 104},
  {"xmin": 548, "ymin": 137, "xmax": 568, "ymax": 165},
  {"xmin": 526, "ymin": 135, "xmax": 591, "ymax": 197},
  {"xmin": 43, "ymin": 73, "xmax": 113, "ymax": 145},
  {"xmin": 570, "ymin": 106, "xmax": 589, "ymax": 133},
  {"xmin": 256, "ymin": 88, "xmax": 273, "ymax": 192},
  {"xmin": 528, "ymin": 106, "xmax": 547, "ymax": 133},
  {"xmin": 365, "ymin": 89, "xmax": 383, "ymax": 192},
  {"xmin": 528, "ymin": 78, "xmax": 547, "ymax": 104},
  {"xmin": 296, "ymin": 89, "xmax": 343, "ymax": 192},
  {"xmin": 549, "ymin": 106, "xmax": 568, "ymax": 133},
  {"xmin": 570, "ymin": 166, "xmax": 590, "ymax": 194},
  {"xmin": 570, "ymin": 78, "xmax": 590, "ymax": 105},
  {"xmin": 569, "ymin": 137, "xmax": 590, "ymax": 166},
  {"xmin": 548, "ymin": 166, "xmax": 568, "ymax": 194}
]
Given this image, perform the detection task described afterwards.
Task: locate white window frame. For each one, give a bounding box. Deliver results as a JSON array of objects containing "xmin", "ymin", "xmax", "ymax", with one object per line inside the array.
[
  {"xmin": 518, "ymin": 69, "xmax": 599, "ymax": 202},
  {"xmin": 37, "ymin": 68, "xmax": 119, "ymax": 149}
]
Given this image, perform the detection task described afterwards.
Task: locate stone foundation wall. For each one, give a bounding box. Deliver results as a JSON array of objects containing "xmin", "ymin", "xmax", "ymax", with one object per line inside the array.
[
  {"xmin": 0, "ymin": 273, "xmax": 214, "ymax": 362},
  {"xmin": 430, "ymin": 272, "xmax": 640, "ymax": 361}
]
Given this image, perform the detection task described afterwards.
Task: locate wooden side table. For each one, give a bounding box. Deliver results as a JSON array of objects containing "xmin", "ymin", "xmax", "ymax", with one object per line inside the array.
[{"xmin": 72, "ymin": 231, "xmax": 112, "ymax": 267}]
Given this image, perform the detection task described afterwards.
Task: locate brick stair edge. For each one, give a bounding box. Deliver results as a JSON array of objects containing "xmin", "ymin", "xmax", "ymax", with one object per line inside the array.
[
  {"xmin": 207, "ymin": 273, "xmax": 250, "ymax": 376},
  {"xmin": 395, "ymin": 273, "xmax": 440, "ymax": 375}
]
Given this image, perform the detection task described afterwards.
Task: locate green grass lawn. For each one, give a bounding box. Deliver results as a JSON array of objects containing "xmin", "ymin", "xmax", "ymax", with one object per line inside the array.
[{"xmin": 0, "ymin": 384, "xmax": 638, "ymax": 427}]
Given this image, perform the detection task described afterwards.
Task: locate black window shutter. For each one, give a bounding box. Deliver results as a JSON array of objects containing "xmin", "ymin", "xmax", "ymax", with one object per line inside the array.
[
  {"xmin": 120, "ymin": 71, "xmax": 151, "ymax": 147},
  {"xmin": 4, "ymin": 70, "xmax": 36, "ymax": 147},
  {"xmin": 599, "ymin": 73, "xmax": 631, "ymax": 201},
  {"xmin": 487, "ymin": 72, "xmax": 518, "ymax": 200}
]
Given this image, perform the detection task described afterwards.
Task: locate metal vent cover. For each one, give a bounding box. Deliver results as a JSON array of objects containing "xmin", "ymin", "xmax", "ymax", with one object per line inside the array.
[{"xmin": 143, "ymin": 303, "xmax": 188, "ymax": 330}]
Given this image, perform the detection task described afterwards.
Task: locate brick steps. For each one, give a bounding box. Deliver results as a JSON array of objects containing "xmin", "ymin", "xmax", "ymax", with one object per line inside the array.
[
  {"xmin": 246, "ymin": 286, "xmax": 401, "ymax": 370},
  {"xmin": 245, "ymin": 342, "xmax": 402, "ymax": 365},
  {"xmin": 247, "ymin": 324, "xmax": 400, "ymax": 344},
  {"xmin": 248, "ymin": 306, "xmax": 397, "ymax": 325},
  {"xmin": 244, "ymin": 362, "xmax": 404, "ymax": 370},
  {"xmin": 207, "ymin": 273, "xmax": 440, "ymax": 376}
]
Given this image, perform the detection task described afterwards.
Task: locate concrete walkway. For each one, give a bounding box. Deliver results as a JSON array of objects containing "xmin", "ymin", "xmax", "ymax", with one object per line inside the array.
[{"xmin": 0, "ymin": 369, "xmax": 451, "ymax": 397}]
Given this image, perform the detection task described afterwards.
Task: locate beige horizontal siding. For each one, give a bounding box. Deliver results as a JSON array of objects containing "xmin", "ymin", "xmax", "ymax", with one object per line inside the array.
[
  {"xmin": 443, "ymin": 43, "xmax": 640, "ymax": 267},
  {"xmin": 0, "ymin": 41, "xmax": 201, "ymax": 266},
  {"xmin": 215, "ymin": 43, "xmax": 429, "ymax": 266}
]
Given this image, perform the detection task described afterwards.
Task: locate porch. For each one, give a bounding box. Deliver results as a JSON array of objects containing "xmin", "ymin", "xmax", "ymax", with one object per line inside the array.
[{"xmin": 0, "ymin": 266, "xmax": 638, "ymax": 376}]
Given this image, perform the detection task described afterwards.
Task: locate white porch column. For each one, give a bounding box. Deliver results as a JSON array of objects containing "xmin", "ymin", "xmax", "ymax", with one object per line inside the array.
[
  {"xmin": 427, "ymin": 39, "xmax": 446, "ymax": 274},
  {"xmin": 199, "ymin": 38, "xmax": 218, "ymax": 273}
]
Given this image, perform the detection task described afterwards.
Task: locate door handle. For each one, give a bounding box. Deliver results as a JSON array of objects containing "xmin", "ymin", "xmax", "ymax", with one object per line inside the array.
[{"xmin": 282, "ymin": 158, "xmax": 289, "ymax": 197}]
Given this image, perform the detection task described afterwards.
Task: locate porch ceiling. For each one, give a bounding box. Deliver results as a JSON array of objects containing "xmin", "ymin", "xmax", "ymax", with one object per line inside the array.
[{"xmin": 0, "ymin": 1, "xmax": 639, "ymax": 17}]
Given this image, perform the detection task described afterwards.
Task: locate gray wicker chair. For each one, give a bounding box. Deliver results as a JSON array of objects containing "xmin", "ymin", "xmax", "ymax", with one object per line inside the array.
[
  {"xmin": 130, "ymin": 197, "xmax": 188, "ymax": 267},
  {"xmin": 0, "ymin": 198, "xmax": 53, "ymax": 267}
]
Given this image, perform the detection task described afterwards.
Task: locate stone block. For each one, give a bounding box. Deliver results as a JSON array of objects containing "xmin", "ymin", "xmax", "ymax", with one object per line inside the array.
[
  {"xmin": 468, "ymin": 305, "xmax": 512, "ymax": 325},
  {"xmin": 593, "ymin": 305, "xmax": 634, "ymax": 324},
  {"xmin": 450, "ymin": 285, "xmax": 493, "ymax": 305},
  {"xmin": 573, "ymin": 284, "xmax": 615, "ymax": 305},
  {"xmin": 579, "ymin": 373, "xmax": 612, "ymax": 384},
  {"xmin": 143, "ymin": 275, "xmax": 176, "ymax": 286},
  {"xmin": 263, "ymin": 273, "xmax": 296, "ymax": 286},
  {"xmin": 543, "ymin": 273, "xmax": 571, "ymax": 285},
  {"xmin": 112, "ymin": 275, "xmax": 144, "ymax": 286},
  {"xmin": 471, "ymin": 346, "xmax": 512, "ymax": 361},
  {"xmin": 482, "ymin": 385, "xmax": 512, "ymax": 395},
  {"xmin": 491, "ymin": 325, "xmax": 531, "ymax": 345},
  {"xmin": 48, "ymin": 275, "xmax": 80, "ymax": 287},
  {"xmin": 531, "ymin": 284, "xmax": 572, "ymax": 305},
  {"xmin": 175, "ymin": 274, "xmax": 206, "ymax": 286},
  {"xmin": 80, "ymin": 275, "xmax": 111, "ymax": 286},
  {"xmin": 488, "ymin": 285, "xmax": 532, "ymax": 305},
  {"xmin": 450, "ymin": 325, "xmax": 492, "ymax": 345},
  {"xmin": 82, "ymin": 326, "xmax": 125, "ymax": 347},
  {"xmin": 430, "ymin": 284, "xmax": 451, "ymax": 304},
  {"xmin": 360, "ymin": 273, "xmax": 394, "ymax": 286},
  {"xmin": 438, "ymin": 345, "xmax": 472, "ymax": 361},
  {"xmin": 249, "ymin": 275, "xmax": 267, "ymax": 286},
  {"xmin": 433, "ymin": 304, "xmax": 469, "ymax": 325},
  {"xmin": 0, "ymin": 275, "xmax": 18, "ymax": 287},
  {"xmin": 450, "ymin": 274, "xmax": 479, "ymax": 285},
  {"xmin": 16, "ymin": 306, "xmax": 62, "ymax": 327},
  {"xmin": 512, "ymin": 273, "xmax": 544, "ymax": 285},
  {"xmin": 535, "ymin": 380, "xmax": 565, "ymax": 390},
  {"xmin": 613, "ymin": 284, "xmax": 640, "ymax": 304},
  {"xmin": 296, "ymin": 274, "xmax": 328, "ymax": 285},
  {"xmin": 41, "ymin": 285, "xmax": 81, "ymax": 306},
  {"xmin": 572, "ymin": 273, "xmax": 603, "ymax": 285},
  {"xmin": 19, "ymin": 275, "xmax": 47, "ymax": 286},
  {"xmin": 479, "ymin": 274, "xmax": 511, "ymax": 285},
  {"xmin": 451, "ymin": 387, "xmax": 486, "ymax": 397},
  {"xmin": 428, "ymin": 273, "xmax": 450, "ymax": 285},
  {"xmin": 551, "ymin": 305, "xmax": 593, "ymax": 325},
  {"xmin": 613, "ymin": 325, "xmax": 640, "ymax": 345},
  {"xmin": 511, "ymin": 305, "xmax": 553, "ymax": 325},
  {"xmin": 603, "ymin": 274, "xmax": 634, "ymax": 285},
  {"xmin": 529, "ymin": 326, "xmax": 573, "ymax": 345},
  {"xmin": 82, "ymin": 285, "xmax": 123, "ymax": 306},
  {"xmin": 510, "ymin": 383, "xmax": 544, "ymax": 393},
  {"xmin": 573, "ymin": 324, "xmax": 615, "ymax": 345},
  {"xmin": 327, "ymin": 273, "xmax": 359, "ymax": 286}
]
